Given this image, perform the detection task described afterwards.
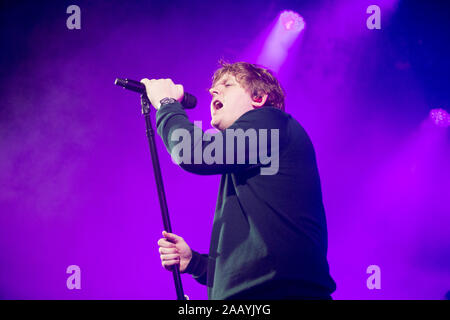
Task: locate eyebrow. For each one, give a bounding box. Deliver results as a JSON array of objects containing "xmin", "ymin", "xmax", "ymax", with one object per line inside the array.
[{"xmin": 208, "ymin": 78, "xmax": 233, "ymax": 92}]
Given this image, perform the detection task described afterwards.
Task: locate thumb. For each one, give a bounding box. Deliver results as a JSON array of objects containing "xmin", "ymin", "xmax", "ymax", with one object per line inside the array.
[
  {"xmin": 176, "ymin": 84, "xmax": 184, "ymax": 101},
  {"xmin": 162, "ymin": 230, "xmax": 182, "ymax": 243}
]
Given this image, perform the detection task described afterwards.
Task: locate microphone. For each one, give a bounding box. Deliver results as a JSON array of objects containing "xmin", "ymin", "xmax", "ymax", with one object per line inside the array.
[{"xmin": 114, "ymin": 78, "xmax": 197, "ymax": 109}]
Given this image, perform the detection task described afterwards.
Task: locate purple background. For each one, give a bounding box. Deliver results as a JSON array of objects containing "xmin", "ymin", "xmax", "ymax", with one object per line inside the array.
[{"xmin": 0, "ymin": 0, "xmax": 449, "ymax": 299}]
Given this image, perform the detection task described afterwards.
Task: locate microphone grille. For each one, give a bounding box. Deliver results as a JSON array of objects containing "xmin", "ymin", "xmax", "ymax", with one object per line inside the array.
[
  {"xmin": 183, "ymin": 93, "xmax": 197, "ymax": 109},
  {"xmin": 114, "ymin": 78, "xmax": 127, "ymax": 88}
]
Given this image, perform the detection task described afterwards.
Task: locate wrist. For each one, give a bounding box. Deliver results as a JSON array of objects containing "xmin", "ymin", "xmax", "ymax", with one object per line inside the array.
[
  {"xmin": 158, "ymin": 97, "xmax": 178, "ymax": 109},
  {"xmin": 183, "ymin": 250, "xmax": 198, "ymax": 274}
]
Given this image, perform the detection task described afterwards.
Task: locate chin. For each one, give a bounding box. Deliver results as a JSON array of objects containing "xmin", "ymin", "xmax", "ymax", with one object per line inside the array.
[{"xmin": 211, "ymin": 120, "xmax": 221, "ymax": 130}]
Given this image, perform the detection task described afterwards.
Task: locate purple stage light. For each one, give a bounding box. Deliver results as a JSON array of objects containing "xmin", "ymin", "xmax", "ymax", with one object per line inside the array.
[
  {"xmin": 256, "ymin": 10, "xmax": 305, "ymax": 72},
  {"xmin": 430, "ymin": 108, "xmax": 450, "ymax": 127},
  {"xmin": 280, "ymin": 10, "xmax": 305, "ymax": 32}
]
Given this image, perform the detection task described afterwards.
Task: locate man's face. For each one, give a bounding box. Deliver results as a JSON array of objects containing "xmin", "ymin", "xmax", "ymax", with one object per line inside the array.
[{"xmin": 209, "ymin": 73, "xmax": 255, "ymax": 130}]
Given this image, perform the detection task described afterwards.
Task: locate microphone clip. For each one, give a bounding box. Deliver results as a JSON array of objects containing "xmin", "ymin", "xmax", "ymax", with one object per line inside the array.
[{"xmin": 140, "ymin": 94, "xmax": 151, "ymax": 115}]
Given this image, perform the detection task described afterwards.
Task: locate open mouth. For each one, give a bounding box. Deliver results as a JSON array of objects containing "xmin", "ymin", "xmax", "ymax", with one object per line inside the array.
[{"xmin": 213, "ymin": 100, "xmax": 223, "ymax": 110}]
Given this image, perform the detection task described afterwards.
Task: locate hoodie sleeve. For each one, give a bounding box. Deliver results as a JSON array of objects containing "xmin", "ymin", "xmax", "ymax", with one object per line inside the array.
[{"xmin": 155, "ymin": 101, "xmax": 288, "ymax": 176}]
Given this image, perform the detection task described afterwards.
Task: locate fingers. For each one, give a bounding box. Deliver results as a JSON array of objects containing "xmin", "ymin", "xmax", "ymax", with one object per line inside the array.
[
  {"xmin": 176, "ymin": 83, "xmax": 184, "ymax": 92},
  {"xmin": 140, "ymin": 78, "xmax": 174, "ymax": 84},
  {"xmin": 157, "ymin": 237, "xmax": 176, "ymax": 248},
  {"xmin": 160, "ymin": 253, "xmax": 180, "ymax": 261},
  {"xmin": 157, "ymin": 231, "xmax": 183, "ymax": 250},
  {"xmin": 159, "ymin": 246, "xmax": 178, "ymax": 254},
  {"xmin": 162, "ymin": 259, "xmax": 180, "ymax": 270},
  {"xmin": 161, "ymin": 253, "xmax": 180, "ymax": 270},
  {"xmin": 157, "ymin": 230, "xmax": 186, "ymax": 271},
  {"xmin": 162, "ymin": 230, "xmax": 183, "ymax": 244}
]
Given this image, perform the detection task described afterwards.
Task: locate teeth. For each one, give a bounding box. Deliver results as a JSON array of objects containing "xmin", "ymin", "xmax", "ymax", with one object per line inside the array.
[{"xmin": 214, "ymin": 100, "xmax": 223, "ymax": 109}]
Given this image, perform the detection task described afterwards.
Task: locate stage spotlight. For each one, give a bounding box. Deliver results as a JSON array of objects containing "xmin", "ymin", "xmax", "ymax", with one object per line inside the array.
[
  {"xmin": 256, "ymin": 10, "xmax": 305, "ymax": 72},
  {"xmin": 430, "ymin": 108, "xmax": 450, "ymax": 127},
  {"xmin": 280, "ymin": 10, "xmax": 305, "ymax": 32}
]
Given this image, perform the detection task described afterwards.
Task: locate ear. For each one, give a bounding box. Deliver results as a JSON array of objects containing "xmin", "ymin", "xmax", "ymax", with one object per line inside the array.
[{"xmin": 251, "ymin": 93, "xmax": 269, "ymax": 108}]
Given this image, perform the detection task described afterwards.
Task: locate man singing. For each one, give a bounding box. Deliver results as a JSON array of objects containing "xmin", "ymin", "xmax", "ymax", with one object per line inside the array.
[{"xmin": 141, "ymin": 61, "xmax": 336, "ymax": 300}]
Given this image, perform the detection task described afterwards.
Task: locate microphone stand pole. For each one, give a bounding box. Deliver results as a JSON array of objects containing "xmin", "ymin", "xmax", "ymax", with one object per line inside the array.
[{"xmin": 140, "ymin": 94, "xmax": 186, "ymax": 300}]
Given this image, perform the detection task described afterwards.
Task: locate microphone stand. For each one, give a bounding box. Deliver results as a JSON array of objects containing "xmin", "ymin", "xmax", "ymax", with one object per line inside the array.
[{"xmin": 140, "ymin": 94, "xmax": 186, "ymax": 300}]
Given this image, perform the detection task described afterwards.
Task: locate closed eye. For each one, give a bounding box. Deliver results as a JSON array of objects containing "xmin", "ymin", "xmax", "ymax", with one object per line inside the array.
[{"xmin": 208, "ymin": 82, "xmax": 233, "ymax": 96}]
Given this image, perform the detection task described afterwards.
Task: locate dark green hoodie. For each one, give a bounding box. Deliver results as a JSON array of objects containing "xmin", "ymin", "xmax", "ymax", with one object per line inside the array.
[{"xmin": 156, "ymin": 102, "xmax": 336, "ymax": 300}]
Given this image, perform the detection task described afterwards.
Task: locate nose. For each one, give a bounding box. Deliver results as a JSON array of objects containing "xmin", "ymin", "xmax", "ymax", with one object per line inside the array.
[{"xmin": 209, "ymin": 87, "xmax": 219, "ymax": 96}]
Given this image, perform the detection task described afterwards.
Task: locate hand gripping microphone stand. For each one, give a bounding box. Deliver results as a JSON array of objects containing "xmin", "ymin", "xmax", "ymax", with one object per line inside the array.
[{"xmin": 115, "ymin": 78, "xmax": 189, "ymax": 300}]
